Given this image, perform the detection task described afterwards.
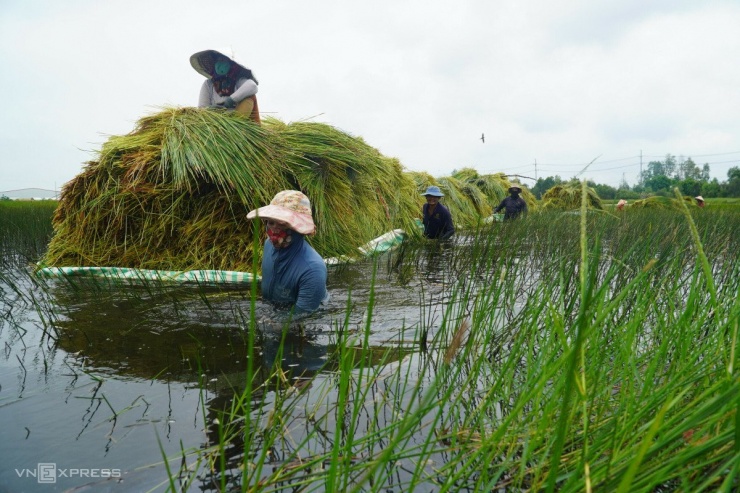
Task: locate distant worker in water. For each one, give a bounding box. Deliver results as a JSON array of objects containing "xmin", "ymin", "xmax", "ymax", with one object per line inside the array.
[
  {"xmin": 695, "ymin": 195, "xmax": 705, "ymax": 208},
  {"xmin": 421, "ymin": 186, "xmax": 455, "ymax": 240},
  {"xmin": 494, "ymin": 186, "xmax": 528, "ymax": 220},
  {"xmin": 247, "ymin": 190, "xmax": 328, "ymax": 316},
  {"xmin": 190, "ymin": 48, "xmax": 261, "ymax": 123}
]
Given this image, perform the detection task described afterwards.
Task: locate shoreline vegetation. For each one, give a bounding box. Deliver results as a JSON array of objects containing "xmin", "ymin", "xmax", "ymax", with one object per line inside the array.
[{"xmin": 1, "ymin": 193, "xmax": 738, "ymax": 491}]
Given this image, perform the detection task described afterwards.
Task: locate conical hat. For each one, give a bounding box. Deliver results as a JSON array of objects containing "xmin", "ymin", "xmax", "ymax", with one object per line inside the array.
[
  {"xmin": 247, "ymin": 190, "xmax": 315, "ymax": 235},
  {"xmin": 189, "ymin": 48, "xmax": 257, "ymax": 83}
]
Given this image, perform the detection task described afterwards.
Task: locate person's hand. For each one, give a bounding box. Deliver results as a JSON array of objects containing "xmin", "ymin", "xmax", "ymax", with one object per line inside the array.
[{"xmin": 222, "ymin": 97, "xmax": 236, "ymax": 108}]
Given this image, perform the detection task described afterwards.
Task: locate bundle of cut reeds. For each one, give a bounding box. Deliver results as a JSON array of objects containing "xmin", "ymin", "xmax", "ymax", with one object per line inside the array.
[
  {"xmin": 42, "ymin": 108, "xmax": 538, "ymax": 272},
  {"xmin": 541, "ymin": 181, "xmax": 603, "ymax": 210},
  {"xmin": 629, "ymin": 195, "xmax": 697, "ymax": 210},
  {"xmin": 43, "ymin": 108, "xmax": 421, "ymax": 271},
  {"xmin": 409, "ymin": 168, "xmax": 536, "ymax": 228}
]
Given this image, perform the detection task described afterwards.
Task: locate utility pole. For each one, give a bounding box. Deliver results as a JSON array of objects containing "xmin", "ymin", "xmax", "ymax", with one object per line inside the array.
[
  {"xmin": 534, "ymin": 159, "xmax": 538, "ymax": 180},
  {"xmin": 639, "ymin": 150, "xmax": 643, "ymax": 185}
]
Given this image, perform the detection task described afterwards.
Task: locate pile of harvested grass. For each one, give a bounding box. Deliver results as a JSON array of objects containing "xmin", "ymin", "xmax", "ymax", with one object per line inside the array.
[
  {"xmin": 451, "ymin": 168, "xmax": 537, "ymax": 218},
  {"xmin": 42, "ymin": 108, "xmax": 539, "ymax": 272},
  {"xmin": 541, "ymin": 181, "xmax": 603, "ymax": 210},
  {"xmin": 409, "ymin": 168, "xmax": 536, "ymax": 228},
  {"xmin": 629, "ymin": 195, "xmax": 697, "ymax": 210},
  {"xmin": 42, "ymin": 108, "xmax": 421, "ymax": 271}
]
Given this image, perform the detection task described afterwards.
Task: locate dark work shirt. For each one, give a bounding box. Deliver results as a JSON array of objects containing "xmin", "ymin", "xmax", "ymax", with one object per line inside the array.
[
  {"xmin": 422, "ymin": 202, "xmax": 455, "ymax": 239},
  {"xmin": 494, "ymin": 196, "xmax": 528, "ymax": 220},
  {"xmin": 261, "ymin": 234, "xmax": 328, "ymax": 314}
]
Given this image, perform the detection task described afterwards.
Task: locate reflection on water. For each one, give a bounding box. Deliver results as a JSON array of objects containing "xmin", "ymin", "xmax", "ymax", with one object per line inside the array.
[{"xmin": 0, "ymin": 238, "xmax": 470, "ymax": 491}]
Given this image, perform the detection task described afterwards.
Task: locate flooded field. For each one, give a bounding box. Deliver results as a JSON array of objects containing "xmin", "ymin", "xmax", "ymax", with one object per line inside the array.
[
  {"xmin": 1, "ymin": 230, "xmax": 460, "ymax": 491},
  {"xmin": 1, "ymin": 203, "xmax": 739, "ymax": 492}
]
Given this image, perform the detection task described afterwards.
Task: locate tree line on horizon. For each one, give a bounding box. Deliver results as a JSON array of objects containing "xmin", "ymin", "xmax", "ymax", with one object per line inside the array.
[{"xmin": 530, "ymin": 154, "xmax": 740, "ymax": 200}]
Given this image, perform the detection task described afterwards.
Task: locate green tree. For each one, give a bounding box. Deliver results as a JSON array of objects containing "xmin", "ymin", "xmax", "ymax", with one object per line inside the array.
[
  {"xmin": 724, "ymin": 166, "xmax": 740, "ymax": 197},
  {"xmin": 532, "ymin": 175, "xmax": 563, "ymax": 199},
  {"xmin": 644, "ymin": 174, "xmax": 673, "ymax": 193},
  {"xmin": 701, "ymin": 179, "xmax": 721, "ymax": 198},
  {"xmin": 592, "ymin": 183, "xmax": 617, "ymax": 200},
  {"xmin": 678, "ymin": 178, "xmax": 702, "ymax": 197},
  {"xmin": 701, "ymin": 163, "xmax": 710, "ymax": 181},
  {"xmin": 677, "ymin": 157, "xmax": 702, "ymax": 180}
]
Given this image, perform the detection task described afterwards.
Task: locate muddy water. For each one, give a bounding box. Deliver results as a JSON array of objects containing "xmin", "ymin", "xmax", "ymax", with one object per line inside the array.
[{"xmin": 0, "ymin": 243, "xmax": 463, "ymax": 492}]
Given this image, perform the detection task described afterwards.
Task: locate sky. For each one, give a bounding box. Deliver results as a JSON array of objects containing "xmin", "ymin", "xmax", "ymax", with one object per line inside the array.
[{"xmin": 1, "ymin": 0, "xmax": 739, "ymax": 193}]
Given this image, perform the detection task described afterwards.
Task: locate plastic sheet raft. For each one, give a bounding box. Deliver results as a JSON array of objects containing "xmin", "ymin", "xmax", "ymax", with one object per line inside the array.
[{"xmin": 36, "ymin": 229, "xmax": 408, "ymax": 285}]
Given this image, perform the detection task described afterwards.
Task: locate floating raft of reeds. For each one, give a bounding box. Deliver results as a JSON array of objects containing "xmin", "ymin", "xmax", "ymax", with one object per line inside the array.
[
  {"xmin": 629, "ymin": 195, "xmax": 697, "ymax": 210},
  {"xmin": 540, "ymin": 181, "xmax": 603, "ymax": 210},
  {"xmin": 40, "ymin": 107, "xmax": 532, "ymax": 278},
  {"xmin": 37, "ymin": 228, "xmax": 409, "ymax": 284}
]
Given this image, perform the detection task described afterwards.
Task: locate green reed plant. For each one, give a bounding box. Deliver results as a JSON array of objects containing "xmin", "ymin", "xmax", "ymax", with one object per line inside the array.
[
  {"xmin": 0, "ymin": 200, "xmax": 57, "ymax": 266},
  {"xmin": 237, "ymin": 208, "xmax": 733, "ymax": 491},
  {"xmin": 4, "ymin": 193, "xmax": 739, "ymax": 491}
]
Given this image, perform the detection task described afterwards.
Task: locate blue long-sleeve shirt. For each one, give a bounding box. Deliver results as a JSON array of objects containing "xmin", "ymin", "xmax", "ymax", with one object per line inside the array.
[
  {"xmin": 260, "ymin": 234, "xmax": 328, "ymax": 315},
  {"xmin": 422, "ymin": 202, "xmax": 455, "ymax": 239},
  {"xmin": 494, "ymin": 196, "xmax": 528, "ymax": 220}
]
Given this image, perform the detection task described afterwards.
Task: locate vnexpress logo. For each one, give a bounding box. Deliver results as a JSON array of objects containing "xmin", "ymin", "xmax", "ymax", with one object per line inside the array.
[
  {"xmin": 15, "ymin": 463, "xmax": 122, "ymax": 483},
  {"xmin": 37, "ymin": 463, "xmax": 56, "ymax": 484}
]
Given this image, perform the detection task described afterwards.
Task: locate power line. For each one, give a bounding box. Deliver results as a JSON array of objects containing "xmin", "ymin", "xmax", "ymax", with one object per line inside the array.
[{"xmin": 477, "ymin": 152, "xmax": 740, "ymax": 180}]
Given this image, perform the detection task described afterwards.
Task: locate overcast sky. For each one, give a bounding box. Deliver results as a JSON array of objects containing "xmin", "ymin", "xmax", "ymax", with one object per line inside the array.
[{"xmin": 2, "ymin": 0, "xmax": 739, "ymax": 193}]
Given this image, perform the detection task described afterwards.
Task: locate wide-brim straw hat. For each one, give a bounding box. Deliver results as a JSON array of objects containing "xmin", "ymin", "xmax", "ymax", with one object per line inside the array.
[
  {"xmin": 189, "ymin": 48, "xmax": 255, "ymax": 81},
  {"xmin": 422, "ymin": 185, "xmax": 444, "ymax": 197},
  {"xmin": 247, "ymin": 190, "xmax": 315, "ymax": 235},
  {"xmin": 508, "ymin": 186, "xmax": 522, "ymax": 193},
  {"xmin": 695, "ymin": 195, "xmax": 704, "ymax": 202}
]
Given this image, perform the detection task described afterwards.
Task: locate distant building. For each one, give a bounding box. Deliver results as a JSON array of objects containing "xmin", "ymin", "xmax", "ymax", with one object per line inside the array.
[{"xmin": 0, "ymin": 188, "xmax": 59, "ymax": 200}]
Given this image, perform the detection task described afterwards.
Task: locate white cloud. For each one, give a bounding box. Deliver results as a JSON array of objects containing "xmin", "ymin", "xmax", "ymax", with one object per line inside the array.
[{"xmin": 1, "ymin": 0, "xmax": 739, "ymax": 192}]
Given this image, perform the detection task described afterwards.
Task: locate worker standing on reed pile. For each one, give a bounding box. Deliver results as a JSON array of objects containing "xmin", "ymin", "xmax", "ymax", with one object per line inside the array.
[
  {"xmin": 190, "ymin": 48, "xmax": 261, "ymax": 123},
  {"xmin": 421, "ymin": 186, "xmax": 455, "ymax": 240},
  {"xmin": 247, "ymin": 190, "xmax": 328, "ymax": 316},
  {"xmin": 494, "ymin": 186, "xmax": 528, "ymax": 221}
]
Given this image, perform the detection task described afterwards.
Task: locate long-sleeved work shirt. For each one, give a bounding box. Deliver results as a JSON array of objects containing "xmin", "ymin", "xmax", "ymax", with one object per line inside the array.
[
  {"xmin": 494, "ymin": 196, "xmax": 528, "ymax": 220},
  {"xmin": 422, "ymin": 202, "xmax": 455, "ymax": 239},
  {"xmin": 260, "ymin": 234, "xmax": 328, "ymax": 315},
  {"xmin": 198, "ymin": 77, "xmax": 258, "ymax": 108}
]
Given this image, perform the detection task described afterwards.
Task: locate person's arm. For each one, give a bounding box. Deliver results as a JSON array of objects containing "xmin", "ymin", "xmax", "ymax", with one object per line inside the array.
[
  {"xmin": 198, "ymin": 80, "xmax": 213, "ymax": 108},
  {"xmin": 294, "ymin": 264, "xmax": 328, "ymax": 314},
  {"xmin": 493, "ymin": 199, "xmax": 505, "ymax": 213},
  {"xmin": 230, "ymin": 78, "xmax": 258, "ymax": 103},
  {"xmin": 439, "ymin": 207, "xmax": 455, "ymax": 239}
]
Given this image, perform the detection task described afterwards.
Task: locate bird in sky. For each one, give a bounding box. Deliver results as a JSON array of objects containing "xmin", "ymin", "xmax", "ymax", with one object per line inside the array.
[{"xmin": 480, "ymin": 133, "xmax": 485, "ymax": 143}]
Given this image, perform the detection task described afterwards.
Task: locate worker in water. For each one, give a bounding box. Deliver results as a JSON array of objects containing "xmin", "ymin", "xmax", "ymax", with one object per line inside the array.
[
  {"xmin": 421, "ymin": 186, "xmax": 455, "ymax": 240},
  {"xmin": 190, "ymin": 48, "xmax": 261, "ymax": 123},
  {"xmin": 247, "ymin": 190, "xmax": 328, "ymax": 316},
  {"xmin": 494, "ymin": 186, "xmax": 528, "ymax": 220}
]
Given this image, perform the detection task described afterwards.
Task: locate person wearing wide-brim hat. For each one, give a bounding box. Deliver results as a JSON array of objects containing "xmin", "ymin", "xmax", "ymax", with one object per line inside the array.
[
  {"xmin": 493, "ymin": 185, "xmax": 528, "ymax": 221},
  {"xmin": 247, "ymin": 190, "xmax": 328, "ymax": 315},
  {"xmin": 694, "ymin": 195, "xmax": 705, "ymax": 208},
  {"xmin": 190, "ymin": 48, "xmax": 261, "ymax": 123},
  {"xmin": 421, "ymin": 186, "xmax": 455, "ymax": 240}
]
